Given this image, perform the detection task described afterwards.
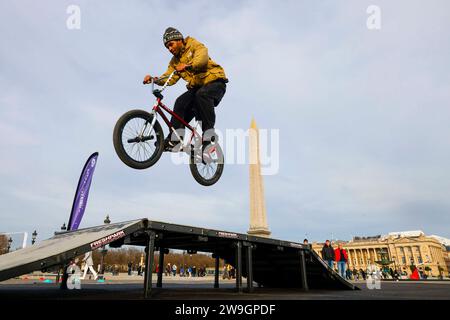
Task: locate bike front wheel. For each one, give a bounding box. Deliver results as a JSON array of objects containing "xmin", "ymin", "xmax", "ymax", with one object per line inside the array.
[
  {"xmin": 189, "ymin": 142, "xmax": 225, "ymax": 186},
  {"xmin": 113, "ymin": 109, "xmax": 164, "ymax": 169}
]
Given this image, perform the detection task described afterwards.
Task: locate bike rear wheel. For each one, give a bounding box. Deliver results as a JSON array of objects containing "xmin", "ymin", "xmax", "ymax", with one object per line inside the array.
[
  {"xmin": 113, "ymin": 109, "xmax": 164, "ymax": 169},
  {"xmin": 189, "ymin": 142, "xmax": 224, "ymax": 186}
]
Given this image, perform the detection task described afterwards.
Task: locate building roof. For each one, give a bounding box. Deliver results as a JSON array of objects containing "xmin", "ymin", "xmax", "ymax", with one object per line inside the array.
[
  {"xmin": 386, "ymin": 230, "xmax": 425, "ymax": 238},
  {"xmin": 429, "ymin": 235, "xmax": 450, "ymax": 247}
]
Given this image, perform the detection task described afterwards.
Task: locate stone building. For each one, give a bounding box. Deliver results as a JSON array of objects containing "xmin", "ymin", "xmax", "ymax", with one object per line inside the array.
[{"xmin": 312, "ymin": 231, "xmax": 449, "ymax": 277}]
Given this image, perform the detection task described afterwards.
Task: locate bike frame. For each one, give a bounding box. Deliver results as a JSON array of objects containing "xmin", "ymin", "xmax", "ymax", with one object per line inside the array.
[
  {"xmin": 147, "ymin": 71, "xmax": 202, "ymax": 148},
  {"xmin": 152, "ymin": 99, "xmax": 200, "ymax": 145}
]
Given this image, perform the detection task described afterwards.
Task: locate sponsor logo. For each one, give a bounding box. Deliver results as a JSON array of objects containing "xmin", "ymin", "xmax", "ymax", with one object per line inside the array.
[
  {"xmin": 90, "ymin": 230, "xmax": 126, "ymax": 250},
  {"xmin": 218, "ymin": 231, "xmax": 239, "ymax": 239}
]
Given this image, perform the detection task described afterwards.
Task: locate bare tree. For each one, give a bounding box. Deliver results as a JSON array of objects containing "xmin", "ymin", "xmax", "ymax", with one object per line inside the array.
[
  {"xmin": 86, "ymin": 247, "xmax": 223, "ymax": 272},
  {"xmin": 0, "ymin": 235, "xmax": 7, "ymax": 255}
]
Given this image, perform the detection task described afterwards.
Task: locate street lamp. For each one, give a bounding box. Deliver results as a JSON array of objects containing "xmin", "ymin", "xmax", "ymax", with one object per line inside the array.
[
  {"xmin": 7, "ymin": 237, "xmax": 12, "ymax": 253},
  {"xmin": 31, "ymin": 230, "xmax": 37, "ymax": 245}
]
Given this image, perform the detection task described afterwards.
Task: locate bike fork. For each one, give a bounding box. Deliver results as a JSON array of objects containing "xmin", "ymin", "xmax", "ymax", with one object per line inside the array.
[{"xmin": 141, "ymin": 110, "xmax": 158, "ymax": 137}]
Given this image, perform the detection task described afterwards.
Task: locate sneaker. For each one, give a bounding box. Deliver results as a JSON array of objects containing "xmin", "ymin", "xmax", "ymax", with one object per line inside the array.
[
  {"xmin": 164, "ymin": 135, "xmax": 183, "ymax": 152},
  {"xmin": 201, "ymin": 141, "xmax": 217, "ymax": 165}
]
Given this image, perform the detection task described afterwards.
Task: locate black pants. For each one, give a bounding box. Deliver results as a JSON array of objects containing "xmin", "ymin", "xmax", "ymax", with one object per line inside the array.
[{"xmin": 170, "ymin": 80, "xmax": 226, "ymax": 135}]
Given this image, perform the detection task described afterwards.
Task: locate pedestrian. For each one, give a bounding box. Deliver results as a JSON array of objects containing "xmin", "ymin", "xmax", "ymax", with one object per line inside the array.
[
  {"xmin": 128, "ymin": 261, "xmax": 133, "ymax": 276},
  {"xmin": 410, "ymin": 267, "xmax": 420, "ymax": 280},
  {"xmin": 222, "ymin": 265, "xmax": 229, "ymax": 279},
  {"xmin": 81, "ymin": 251, "xmax": 98, "ymax": 280},
  {"xmin": 352, "ymin": 268, "xmax": 358, "ymax": 280},
  {"xmin": 172, "ymin": 263, "xmax": 177, "ymax": 276},
  {"xmin": 334, "ymin": 243, "xmax": 348, "ymax": 278},
  {"xmin": 321, "ymin": 240, "xmax": 335, "ymax": 269},
  {"xmin": 180, "ymin": 265, "xmax": 185, "ymax": 277},
  {"xmin": 394, "ymin": 269, "xmax": 400, "ymax": 281},
  {"xmin": 346, "ymin": 268, "xmax": 352, "ymax": 280},
  {"xmin": 359, "ymin": 268, "xmax": 366, "ymax": 280}
]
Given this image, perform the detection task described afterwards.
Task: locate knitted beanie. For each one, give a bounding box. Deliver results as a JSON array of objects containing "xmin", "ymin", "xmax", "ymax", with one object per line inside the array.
[{"xmin": 163, "ymin": 27, "xmax": 183, "ymax": 46}]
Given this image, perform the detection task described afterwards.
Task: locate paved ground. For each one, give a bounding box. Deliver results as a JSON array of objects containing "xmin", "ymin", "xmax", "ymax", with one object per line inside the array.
[{"xmin": 1, "ymin": 278, "xmax": 450, "ymax": 300}]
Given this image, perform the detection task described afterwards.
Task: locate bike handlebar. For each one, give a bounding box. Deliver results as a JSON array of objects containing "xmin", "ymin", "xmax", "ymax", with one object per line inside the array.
[{"xmin": 144, "ymin": 70, "xmax": 178, "ymax": 97}]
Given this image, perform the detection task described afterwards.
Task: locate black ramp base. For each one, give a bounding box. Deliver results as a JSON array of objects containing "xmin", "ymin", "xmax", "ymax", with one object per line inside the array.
[{"xmin": 0, "ymin": 218, "xmax": 357, "ymax": 292}]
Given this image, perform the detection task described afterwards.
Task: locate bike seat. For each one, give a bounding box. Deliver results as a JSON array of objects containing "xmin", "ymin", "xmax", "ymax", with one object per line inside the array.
[{"xmin": 153, "ymin": 89, "xmax": 164, "ymax": 99}]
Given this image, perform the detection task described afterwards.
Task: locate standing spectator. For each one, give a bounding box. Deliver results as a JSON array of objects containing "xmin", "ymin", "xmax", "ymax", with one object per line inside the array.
[
  {"xmin": 81, "ymin": 251, "xmax": 98, "ymax": 280},
  {"xmin": 188, "ymin": 265, "xmax": 192, "ymax": 277},
  {"xmin": 180, "ymin": 265, "xmax": 185, "ymax": 277},
  {"xmin": 410, "ymin": 266, "xmax": 420, "ymax": 280},
  {"xmin": 303, "ymin": 239, "xmax": 312, "ymax": 249},
  {"xmin": 389, "ymin": 268, "xmax": 394, "ymax": 279},
  {"xmin": 346, "ymin": 268, "xmax": 352, "ymax": 280},
  {"xmin": 394, "ymin": 269, "xmax": 400, "ymax": 280},
  {"xmin": 222, "ymin": 264, "xmax": 229, "ymax": 279},
  {"xmin": 230, "ymin": 266, "xmax": 235, "ymax": 279},
  {"xmin": 321, "ymin": 240, "xmax": 335, "ymax": 269},
  {"xmin": 127, "ymin": 261, "xmax": 133, "ymax": 276},
  {"xmin": 172, "ymin": 263, "xmax": 177, "ymax": 276},
  {"xmin": 166, "ymin": 263, "xmax": 171, "ymax": 276},
  {"xmin": 334, "ymin": 243, "xmax": 348, "ymax": 278},
  {"xmin": 359, "ymin": 268, "xmax": 366, "ymax": 280},
  {"xmin": 192, "ymin": 265, "xmax": 197, "ymax": 277},
  {"xmin": 352, "ymin": 268, "xmax": 359, "ymax": 280}
]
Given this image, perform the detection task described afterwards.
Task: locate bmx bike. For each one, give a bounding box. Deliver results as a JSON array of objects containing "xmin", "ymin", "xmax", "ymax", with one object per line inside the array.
[{"xmin": 113, "ymin": 71, "xmax": 224, "ymax": 186}]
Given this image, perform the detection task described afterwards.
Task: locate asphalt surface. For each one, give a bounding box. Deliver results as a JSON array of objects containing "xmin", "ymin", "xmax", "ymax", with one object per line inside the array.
[{"xmin": 1, "ymin": 279, "xmax": 450, "ymax": 300}]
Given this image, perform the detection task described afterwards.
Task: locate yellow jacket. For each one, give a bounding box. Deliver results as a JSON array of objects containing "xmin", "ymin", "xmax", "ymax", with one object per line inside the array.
[{"xmin": 157, "ymin": 36, "xmax": 227, "ymax": 89}]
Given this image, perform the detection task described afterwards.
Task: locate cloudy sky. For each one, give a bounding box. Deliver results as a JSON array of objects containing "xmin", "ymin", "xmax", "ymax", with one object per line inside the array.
[{"xmin": 1, "ymin": 0, "xmax": 449, "ymax": 248}]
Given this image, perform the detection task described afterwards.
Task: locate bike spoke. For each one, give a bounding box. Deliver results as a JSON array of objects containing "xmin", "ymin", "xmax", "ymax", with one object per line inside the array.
[{"xmin": 119, "ymin": 115, "xmax": 161, "ymax": 163}]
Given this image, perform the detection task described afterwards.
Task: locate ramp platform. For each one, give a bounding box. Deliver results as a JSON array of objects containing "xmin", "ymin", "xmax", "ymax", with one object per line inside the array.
[{"xmin": 0, "ymin": 219, "xmax": 358, "ymax": 297}]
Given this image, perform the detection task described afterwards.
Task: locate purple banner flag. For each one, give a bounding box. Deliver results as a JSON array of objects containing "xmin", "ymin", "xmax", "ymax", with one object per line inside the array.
[{"xmin": 67, "ymin": 152, "xmax": 99, "ymax": 231}]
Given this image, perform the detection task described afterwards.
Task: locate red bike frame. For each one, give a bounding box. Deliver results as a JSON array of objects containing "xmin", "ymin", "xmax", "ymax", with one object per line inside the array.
[{"xmin": 152, "ymin": 98, "xmax": 201, "ymax": 144}]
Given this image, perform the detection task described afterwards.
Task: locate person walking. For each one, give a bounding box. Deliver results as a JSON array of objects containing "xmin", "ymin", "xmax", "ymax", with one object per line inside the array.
[
  {"xmin": 172, "ymin": 263, "xmax": 177, "ymax": 276},
  {"xmin": 334, "ymin": 243, "xmax": 348, "ymax": 278},
  {"xmin": 346, "ymin": 268, "xmax": 352, "ymax": 280},
  {"xmin": 128, "ymin": 261, "xmax": 133, "ymax": 276},
  {"xmin": 321, "ymin": 240, "xmax": 335, "ymax": 269},
  {"xmin": 81, "ymin": 251, "xmax": 98, "ymax": 280},
  {"xmin": 180, "ymin": 265, "xmax": 185, "ymax": 277},
  {"xmin": 352, "ymin": 268, "xmax": 359, "ymax": 280},
  {"xmin": 359, "ymin": 268, "xmax": 367, "ymax": 280}
]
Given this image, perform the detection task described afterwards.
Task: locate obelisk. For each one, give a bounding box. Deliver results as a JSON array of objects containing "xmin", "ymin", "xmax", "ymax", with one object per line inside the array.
[{"xmin": 248, "ymin": 118, "xmax": 271, "ymax": 238}]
